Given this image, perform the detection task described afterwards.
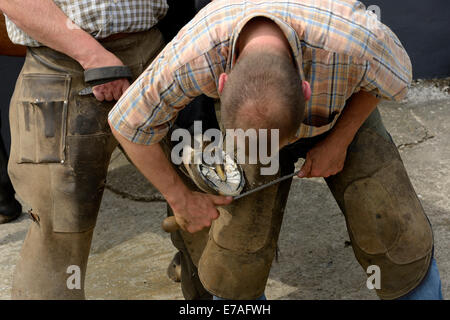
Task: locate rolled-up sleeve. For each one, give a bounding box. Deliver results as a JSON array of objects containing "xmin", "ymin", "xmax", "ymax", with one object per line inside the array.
[
  {"xmin": 109, "ymin": 41, "xmax": 221, "ymax": 145},
  {"xmin": 109, "ymin": 57, "xmax": 190, "ymax": 145}
]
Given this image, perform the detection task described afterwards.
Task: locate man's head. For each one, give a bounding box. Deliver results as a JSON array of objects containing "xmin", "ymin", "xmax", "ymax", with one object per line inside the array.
[{"xmin": 219, "ymin": 48, "xmax": 310, "ymax": 148}]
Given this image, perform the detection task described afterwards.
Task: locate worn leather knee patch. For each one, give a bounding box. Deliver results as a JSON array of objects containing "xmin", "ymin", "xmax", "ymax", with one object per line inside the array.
[
  {"xmin": 199, "ymin": 235, "xmax": 275, "ymax": 300},
  {"xmin": 327, "ymin": 126, "xmax": 434, "ymax": 299},
  {"xmin": 343, "ymin": 159, "xmax": 433, "ymax": 299},
  {"xmin": 199, "ymin": 164, "xmax": 291, "ymax": 299},
  {"xmin": 211, "ymin": 164, "xmax": 282, "ymax": 253}
]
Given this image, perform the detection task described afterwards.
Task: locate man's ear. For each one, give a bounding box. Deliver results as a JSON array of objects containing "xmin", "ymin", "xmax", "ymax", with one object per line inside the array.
[
  {"xmin": 218, "ymin": 73, "xmax": 228, "ymax": 94},
  {"xmin": 302, "ymin": 81, "xmax": 311, "ymax": 101}
]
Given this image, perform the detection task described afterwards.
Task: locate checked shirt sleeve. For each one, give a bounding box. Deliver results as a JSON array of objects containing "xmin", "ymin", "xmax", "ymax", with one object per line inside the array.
[
  {"xmin": 358, "ymin": 21, "xmax": 413, "ymax": 101},
  {"xmin": 108, "ymin": 41, "xmax": 223, "ymax": 145}
]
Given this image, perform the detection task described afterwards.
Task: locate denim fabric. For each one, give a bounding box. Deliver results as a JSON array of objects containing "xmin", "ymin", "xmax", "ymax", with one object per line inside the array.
[{"xmin": 397, "ymin": 258, "xmax": 443, "ymax": 300}]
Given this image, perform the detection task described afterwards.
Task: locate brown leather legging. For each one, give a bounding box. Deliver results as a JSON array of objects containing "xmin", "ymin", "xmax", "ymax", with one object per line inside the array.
[
  {"xmin": 167, "ymin": 108, "xmax": 434, "ymax": 300},
  {"xmin": 8, "ymin": 29, "xmax": 165, "ymax": 299}
]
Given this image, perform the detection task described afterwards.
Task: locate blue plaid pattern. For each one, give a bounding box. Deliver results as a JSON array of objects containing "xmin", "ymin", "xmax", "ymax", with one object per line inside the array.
[{"xmin": 109, "ymin": 0, "xmax": 412, "ymax": 145}]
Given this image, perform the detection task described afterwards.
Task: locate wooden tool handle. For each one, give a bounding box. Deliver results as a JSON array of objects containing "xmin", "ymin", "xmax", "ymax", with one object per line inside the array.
[{"xmin": 162, "ymin": 216, "xmax": 180, "ymax": 233}]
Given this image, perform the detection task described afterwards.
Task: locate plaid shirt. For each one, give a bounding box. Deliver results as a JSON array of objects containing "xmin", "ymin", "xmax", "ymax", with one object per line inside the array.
[
  {"xmin": 4, "ymin": 0, "xmax": 168, "ymax": 47},
  {"xmin": 109, "ymin": 0, "xmax": 412, "ymax": 145}
]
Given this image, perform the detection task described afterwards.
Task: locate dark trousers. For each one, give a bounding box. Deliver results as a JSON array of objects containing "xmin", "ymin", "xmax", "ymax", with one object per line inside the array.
[{"xmin": 0, "ymin": 56, "xmax": 24, "ymax": 204}]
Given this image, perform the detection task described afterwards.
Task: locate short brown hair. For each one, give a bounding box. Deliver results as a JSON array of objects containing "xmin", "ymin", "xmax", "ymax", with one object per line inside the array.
[{"xmin": 220, "ymin": 50, "xmax": 305, "ymax": 142}]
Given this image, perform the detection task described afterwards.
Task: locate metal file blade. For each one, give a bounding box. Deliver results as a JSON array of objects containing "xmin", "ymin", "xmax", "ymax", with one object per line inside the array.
[{"xmin": 232, "ymin": 170, "xmax": 301, "ymax": 200}]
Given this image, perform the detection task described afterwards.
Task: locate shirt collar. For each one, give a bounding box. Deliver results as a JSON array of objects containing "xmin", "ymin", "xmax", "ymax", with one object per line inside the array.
[{"xmin": 226, "ymin": 13, "xmax": 305, "ymax": 81}]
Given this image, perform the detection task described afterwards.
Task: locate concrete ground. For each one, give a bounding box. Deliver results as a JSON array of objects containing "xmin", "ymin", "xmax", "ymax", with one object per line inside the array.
[{"xmin": 0, "ymin": 79, "xmax": 449, "ymax": 300}]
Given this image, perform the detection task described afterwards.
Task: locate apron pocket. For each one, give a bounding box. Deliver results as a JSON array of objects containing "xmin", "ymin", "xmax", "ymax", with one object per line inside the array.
[{"xmin": 16, "ymin": 73, "xmax": 71, "ymax": 163}]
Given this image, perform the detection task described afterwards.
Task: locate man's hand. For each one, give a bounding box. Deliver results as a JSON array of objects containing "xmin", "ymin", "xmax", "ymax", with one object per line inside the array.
[
  {"xmin": 298, "ymin": 137, "xmax": 347, "ymax": 178},
  {"xmin": 109, "ymin": 129, "xmax": 233, "ymax": 234},
  {"xmin": 82, "ymin": 51, "xmax": 131, "ymax": 102},
  {"xmin": 297, "ymin": 90, "xmax": 381, "ymax": 179},
  {"xmin": 92, "ymin": 78, "xmax": 130, "ymax": 102},
  {"xmin": 169, "ymin": 190, "xmax": 233, "ymax": 233},
  {"xmin": 0, "ymin": 0, "xmax": 130, "ymax": 101}
]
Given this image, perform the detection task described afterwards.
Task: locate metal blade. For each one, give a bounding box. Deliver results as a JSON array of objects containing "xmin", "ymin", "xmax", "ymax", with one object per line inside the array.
[
  {"xmin": 78, "ymin": 87, "xmax": 93, "ymax": 96},
  {"xmin": 233, "ymin": 170, "xmax": 300, "ymax": 200}
]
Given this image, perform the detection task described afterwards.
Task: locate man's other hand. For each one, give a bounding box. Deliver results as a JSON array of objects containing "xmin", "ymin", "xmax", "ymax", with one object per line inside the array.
[
  {"xmin": 298, "ymin": 137, "xmax": 347, "ymax": 178},
  {"xmin": 170, "ymin": 190, "xmax": 233, "ymax": 233}
]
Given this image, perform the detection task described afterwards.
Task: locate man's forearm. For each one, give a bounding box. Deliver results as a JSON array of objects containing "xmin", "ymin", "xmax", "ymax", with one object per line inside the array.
[
  {"xmin": 109, "ymin": 126, "xmax": 190, "ymax": 207},
  {"xmin": 0, "ymin": 0, "xmax": 111, "ymax": 69},
  {"xmin": 110, "ymin": 124, "xmax": 233, "ymax": 233},
  {"xmin": 326, "ymin": 90, "xmax": 381, "ymax": 147}
]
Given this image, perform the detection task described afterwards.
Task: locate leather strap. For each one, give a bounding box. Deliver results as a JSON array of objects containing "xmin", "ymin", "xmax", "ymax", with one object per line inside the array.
[{"xmin": 84, "ymin": 66, "xmax": 133, "ymax": 86}]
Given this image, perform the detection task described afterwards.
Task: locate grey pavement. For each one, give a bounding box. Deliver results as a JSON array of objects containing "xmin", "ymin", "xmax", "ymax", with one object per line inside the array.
[{"xmin": 0, "ymin": 79, "xmax": 449, "ymax": 299}]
